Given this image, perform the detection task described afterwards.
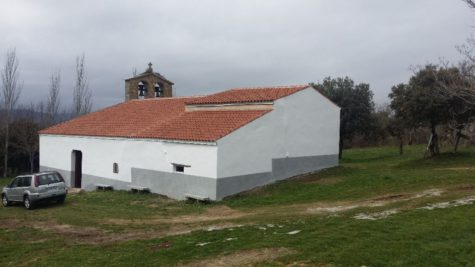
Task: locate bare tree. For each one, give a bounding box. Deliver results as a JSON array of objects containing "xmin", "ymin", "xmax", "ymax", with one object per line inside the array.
[
  {"xmin": 453, "ymin": 0, "xmax": 475, "ymax": 105},
  {"xmin": 1, "ymin": 49, "xmax": 22, "ymax": 178},
  {"xmin": 11, "ymin": 102, "xmax": 39, "ymax": 173},
  {"xmin": 425, "ymin": 63, "xmax": 475, "ymax": 152},
  {"xmin": 46, "ymin": 71, "xmax": 61, "ymax": 125},
  {"xmin": 463, "ymin": 0, "xmax": 475, "ymax": 9},
  {"xmin": 73, "ymin": 54, "xmax": 92, "ymax": 116}
]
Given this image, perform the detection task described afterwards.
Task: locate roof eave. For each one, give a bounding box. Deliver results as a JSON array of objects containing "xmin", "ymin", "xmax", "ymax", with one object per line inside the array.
[{"xmin": 39, "ymin": 133, "xmax": 217, "ymax": 146}]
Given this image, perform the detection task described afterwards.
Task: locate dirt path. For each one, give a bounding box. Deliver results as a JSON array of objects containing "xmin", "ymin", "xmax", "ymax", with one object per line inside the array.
[
  {"xmin": 104, "ymin": 188, "xmax": 445, "ymax": 226},
  {"xmin": 178, "ymin": 247, "xmax": 294, "ymax": 267},
  {"xmin": 2, "ymin": 186, "xmax": 473, "ymax": 245}
]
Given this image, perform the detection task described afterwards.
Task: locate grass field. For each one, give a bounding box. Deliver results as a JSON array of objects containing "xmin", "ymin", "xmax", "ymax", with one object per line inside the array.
[{"xmin": 1, "ymin": 145, "xmax": 475, "ymax": 266}]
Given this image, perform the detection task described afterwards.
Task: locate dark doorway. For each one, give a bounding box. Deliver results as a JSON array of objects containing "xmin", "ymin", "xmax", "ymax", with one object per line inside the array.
[{"xmin": 72, "ymin": 150, "xmax": 82, "ymax": 188}]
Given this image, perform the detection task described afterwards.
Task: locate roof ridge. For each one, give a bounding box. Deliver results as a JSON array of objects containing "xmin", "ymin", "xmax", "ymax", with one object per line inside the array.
[
  {"xmin": 131, "ymin": 95, "xmax": 205, "ymax": 101},
  {"xmin": 184, "ymin": 84, "xmax": 310, "ymax": 105},
  {"xmin": 228, "ymin": 84, "xmax": 309, "ymax": 91}
]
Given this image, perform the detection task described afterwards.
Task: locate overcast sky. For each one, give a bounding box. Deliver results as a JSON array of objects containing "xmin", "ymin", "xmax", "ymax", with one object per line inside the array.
[{"xmin": 1, "ymin": 0, "xmax": 474, "ymax": 110}]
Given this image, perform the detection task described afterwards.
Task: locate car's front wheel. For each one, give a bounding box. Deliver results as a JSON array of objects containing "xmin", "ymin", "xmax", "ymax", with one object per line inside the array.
[
  {"xmin": 24, "ymin": 196, "xmax": 35, "ymax": 210},
  {"xmin": 2, "ymin": 194, "xmax": 10, "ymax": 207}
]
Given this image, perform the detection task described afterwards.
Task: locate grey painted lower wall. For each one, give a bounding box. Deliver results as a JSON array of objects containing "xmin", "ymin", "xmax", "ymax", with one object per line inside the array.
[
  {"xmin": 216, "ymin": 154, "xmax": 339, "ymax": 200},
  {"xmin": 272, "ymin": 154, "xmax": 338, "ymax": 181},
  {"xmin": 131, "ymin": 168, "xmax": 217, "ymax": 200},
  {"xmin": 216, "ymin": 172, "xmax": 273, "ymax": 200},
  {"xmin": 82, "ymin": 174, "xmax": 130, "ymax": 191},
  {"xmin": 40, "ymin": 153, "xmax": 338, "ymax": 201},
  {"xmin": 40, "ymin": 165, "xmax": 131, "ymax": 191}
]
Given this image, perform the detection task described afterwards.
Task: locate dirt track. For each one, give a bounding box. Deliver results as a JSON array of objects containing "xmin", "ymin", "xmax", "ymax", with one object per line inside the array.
[{"xmin": 1, "ymin": 186, "xmax": 474, "ymax": 245}]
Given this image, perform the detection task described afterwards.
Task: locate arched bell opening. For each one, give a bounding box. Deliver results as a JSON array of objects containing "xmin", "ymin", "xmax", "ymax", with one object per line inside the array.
[
  {"xmin": 154, "ymin": 82, "xmax": 164, "ymax": 98},
  {"xmin": 137, "ymin": 80, "xmax": 150, "ymax": 99}
]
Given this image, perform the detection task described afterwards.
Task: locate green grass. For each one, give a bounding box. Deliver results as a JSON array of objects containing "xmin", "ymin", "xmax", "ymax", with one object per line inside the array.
[
  {"xmin": 0, "ymin": 188, "xmax": 205, "ymax": 230},
  {"xmin": 223, "ymin": 145, "xmax": 475, "ymax": 208},
  {"xmin": 2, "ymin": 200, "xmax": 475, "ymax": 266},
  {"xmin": 1, "ymin": 145, "xmax": 475, "ymax": 266}
]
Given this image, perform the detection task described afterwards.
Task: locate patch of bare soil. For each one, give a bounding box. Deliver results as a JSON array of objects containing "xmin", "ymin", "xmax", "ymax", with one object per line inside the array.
[
  {"xmin": 0, "ymin": 218, "xmax": 230, "ymax": 244},
  {"xmin": 0, "ymin": 218, "xmax": 22, "ymax": 229},
  {"xmin": 0, "ymin": 219, "xmax": 110, "ymax": 244},
  {"xmin": 107, "ymin": 205, "xmax": 247, "ymax": 225},
  {"xmin": 285, "ymin": 262, "xmax": 331, "ymax": 267},
  {"xmin": 67, "ymin": 188, "xmax": 85, "ymax": 194},
  {"xmin": 31, "ymin": 222, "xmax": 116, "ymax": 244},
  {"xmin": 419, "ymin": 196, "xmax": 475, "ymax": 210},
  {"xmin": 179, "ymin": 247, "xmax": 294, "ymax": 267},
  {"xmin": 304, "ymin": 189, "xmax": 445, "ymax": 215},
  {"xmin": 0, "ymin": 188, "xmax": 456, "ymax": 244},
  {"xmin": 353, "ymin": 209, "xmax": 400, "ymax": 220},
  {"xmin": 371, "ymin": 194, "xmax": 410, "ymax": 202}
]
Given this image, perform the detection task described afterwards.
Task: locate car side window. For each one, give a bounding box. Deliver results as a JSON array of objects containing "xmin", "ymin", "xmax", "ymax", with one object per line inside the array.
[
  {"xmin": 38, "ymin": 175, "xmax": 49, "ymax": 186},
  {"xmin": 18, "ymin": 177, "xmax": 24, "ymax": 187},
  {"xmin": 47, "ymin": 174, "xmax": 61, "ymax": 183},
  {"xmin": 22, "ymin": 176, "xmax": 31, "ymax": 187},
  {"xmin": 10, "ymin": 177, "xmax": 20, "ymax": 188}
]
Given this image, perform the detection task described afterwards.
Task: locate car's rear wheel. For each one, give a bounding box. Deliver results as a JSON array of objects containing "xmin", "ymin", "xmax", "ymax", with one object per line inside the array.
[
  {"xmin": 2, "ymin": 194, "xmax": 10, "ymax": 207},
  {"xmin": 24, "ymin": 196, "xmax": 35, "ymax": 210}
]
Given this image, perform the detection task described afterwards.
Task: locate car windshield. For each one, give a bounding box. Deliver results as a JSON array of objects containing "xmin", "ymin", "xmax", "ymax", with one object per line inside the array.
[{"xmin": 37, "ymin": 173, "xmax": 62, "ymax": 186}]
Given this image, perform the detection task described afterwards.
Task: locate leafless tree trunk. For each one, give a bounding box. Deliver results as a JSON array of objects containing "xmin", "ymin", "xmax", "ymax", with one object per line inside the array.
[
  {"xmin": 398, "ymin": 137, "xmax": 404, "ymax": 155},
  {"xmin": 46, "ymin": 71, "xmax": 61, "ymax": 125},
  {"xmin": 427, "ymin": 124, "xmax": 440, "ymax": 157},
  {"xmin": 1, "ymin": 49, "xmax": 22, "ymax": 178},
  {"xmin": 338, "ymin": 137, "xmax": 344, "ymax": 160},
  {"xmin": 73, "ymin": 54, "xmax": 92, "ymax": 117}
]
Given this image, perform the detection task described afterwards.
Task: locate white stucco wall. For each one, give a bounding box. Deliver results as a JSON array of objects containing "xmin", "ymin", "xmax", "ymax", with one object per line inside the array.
[
  {"xmin": 39, "ymin": 135, "xmax": 218, "ymax": 183},
  {"xmin": 216, "ymin": 87, "xmax": 340, "ymax": 178}
]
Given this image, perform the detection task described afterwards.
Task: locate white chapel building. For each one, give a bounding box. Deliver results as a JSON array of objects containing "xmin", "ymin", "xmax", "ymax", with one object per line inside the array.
[{"xmin": 39, "ymin": 64, "xmax": 340, "ymax": 200}]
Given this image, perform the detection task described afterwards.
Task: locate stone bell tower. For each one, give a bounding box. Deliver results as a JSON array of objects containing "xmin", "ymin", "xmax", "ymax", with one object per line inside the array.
[{"xmin": 124, "ymin": 63, "xmax": 174, "ymax": 101}]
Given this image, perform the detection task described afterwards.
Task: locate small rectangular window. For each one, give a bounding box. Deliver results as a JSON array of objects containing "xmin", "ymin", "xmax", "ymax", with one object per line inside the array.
[
  {"xmin": 172, "ymin": 163, "xmax": 190, "ymax": 173},
  {"xmin": 175, "ymin": 165, "xmax": 184, "ymax": 173},
  {"xmin": 113, "ymin": 163, "xmax": 119, "ymax": 174}
]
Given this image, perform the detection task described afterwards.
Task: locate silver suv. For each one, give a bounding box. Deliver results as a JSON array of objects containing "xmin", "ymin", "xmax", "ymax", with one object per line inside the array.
[{"xmin": 2, "ymin": 171, "xmax": 68, "ymax": 209}]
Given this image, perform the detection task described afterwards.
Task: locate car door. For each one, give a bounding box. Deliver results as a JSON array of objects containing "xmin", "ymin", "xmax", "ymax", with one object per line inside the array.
[
  {"xmin": 18, "ymin": 176, "xmax": 31, "ymax": 199},
  {"xmin": 45, "ymin": 173, "xmax": 63, "ymax": 196},
  {"xmin": 7, "ymin": 177, "xmax": 21, "ymax": 201},
  {"xmin": 36, "ymin": 174, "xmax": 54, "ymax": 197}
]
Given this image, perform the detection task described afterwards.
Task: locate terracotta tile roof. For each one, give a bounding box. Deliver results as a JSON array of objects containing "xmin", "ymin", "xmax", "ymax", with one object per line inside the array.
[
  {"xmin": 39, "ymin": 97, "xmax": 270, "ymax": 142},
  {"xmin": 184, "ymin": 85, "xmax": 309, "ymax": 105},
  {"xmin": 135, "ymin": 109, "xmax": 269, "ymax": 141}
]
